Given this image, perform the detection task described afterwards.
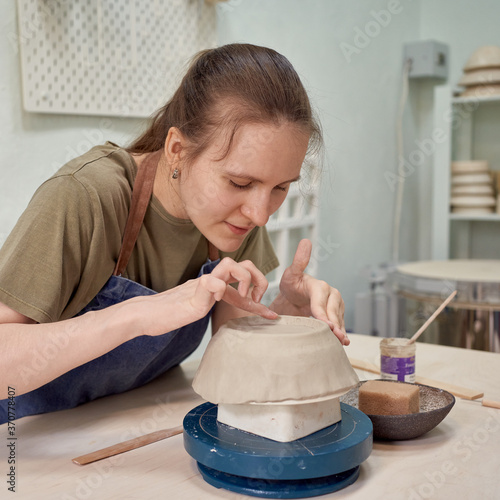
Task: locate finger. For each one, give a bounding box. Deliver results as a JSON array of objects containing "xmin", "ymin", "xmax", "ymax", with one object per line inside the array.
[
  {"xmin": 237, "ymin": 260, "xmax": 269, "ymax": 303},
  {"xmin": 307, "ymin": 279, "xmax": 331, "ymax": 321},
  {"xmin": 212, "ymin": 258, "xmax": 269, "ymax": 302},
  {"xmin": 325, "ymin": 290, "xmax": 345, "ymax": 330},
  {"xmin": 288, "ymin": 239, "xmax": 312, "ymax": 277},
  {"xmin": 196, "ymin": 274, "xmax": 227, "ymax": 304},
  {"xmin": 222, "ymin": 285, "xmax": 278, "ymax": 320},
  {"xmin": 211, "ymin": 258, "xmax": 253, "ymax": 298},
  {"xmin": 309, "ymin": 285, "xmax": 348, "ymax": 345}
]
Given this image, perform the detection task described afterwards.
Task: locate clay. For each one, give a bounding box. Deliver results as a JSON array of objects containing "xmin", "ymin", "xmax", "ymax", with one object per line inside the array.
[{"xmin": 192, "ymin": 315, "xmax": 359, "ymax": 404}]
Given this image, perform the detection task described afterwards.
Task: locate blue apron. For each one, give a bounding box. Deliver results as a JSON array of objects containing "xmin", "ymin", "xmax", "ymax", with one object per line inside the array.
[
  {"xmin": 0, "ymin": 258, "xmax": 219, "ymax": 424},
  {"xmin": 0, "ymin": 149, "xmax": 221, "ymax": 424}
]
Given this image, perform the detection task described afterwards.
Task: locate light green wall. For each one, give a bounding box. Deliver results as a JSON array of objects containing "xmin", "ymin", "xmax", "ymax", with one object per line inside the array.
[
  {"xmin": 2, "ymin": 0, "xmax": 500, "ymax": 331},
  {"xmin": 217, "ymin": 0, "xmax": 421, "ymax": 329}
]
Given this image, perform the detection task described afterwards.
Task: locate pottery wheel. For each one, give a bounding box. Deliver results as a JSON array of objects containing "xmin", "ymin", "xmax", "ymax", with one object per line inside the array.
[{"xmin": 183, "ymin": 402, "xmax": 373, "ymax": 499}]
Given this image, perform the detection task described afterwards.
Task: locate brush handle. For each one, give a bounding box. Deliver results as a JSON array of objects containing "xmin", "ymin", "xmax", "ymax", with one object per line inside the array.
[
  {"xmin": 72, "ymin": 425, "xmax": 184, "ymax": 465},
  {"xmin": 408, "ymin": 290, "xmax": 457, "ymax": 344}
]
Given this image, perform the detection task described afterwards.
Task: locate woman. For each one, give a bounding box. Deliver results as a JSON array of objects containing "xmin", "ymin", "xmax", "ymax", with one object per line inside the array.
[{"xmin": 0, "ymin": 43, "xmax": 347, "ymax": 423}]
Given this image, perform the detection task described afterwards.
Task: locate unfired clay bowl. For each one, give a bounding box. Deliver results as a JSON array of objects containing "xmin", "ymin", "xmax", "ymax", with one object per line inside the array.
[
  {"xmin": 340, "ymin": 380, "xmax": 455, "ymax": 440},
  {"xmin": 192, "ymin": 315, "xmax": 359, "ymax": 405}
]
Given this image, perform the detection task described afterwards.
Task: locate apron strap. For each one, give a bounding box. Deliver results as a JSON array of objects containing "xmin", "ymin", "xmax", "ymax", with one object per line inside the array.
[{"xmin": 113, "ymin": 150, "xmax": 162, "ymax": 276}]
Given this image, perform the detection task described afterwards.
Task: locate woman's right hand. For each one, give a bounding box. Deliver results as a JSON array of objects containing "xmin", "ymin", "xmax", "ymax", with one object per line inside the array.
[{"xmin": 132, "ymin": 257, "xmax": 277, "ymax": 336}]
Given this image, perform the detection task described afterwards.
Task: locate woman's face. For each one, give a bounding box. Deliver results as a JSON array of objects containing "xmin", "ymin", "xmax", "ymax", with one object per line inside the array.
[{"xmin": 171, "ymin": 122, "xmax": 309, "ymax": 253}]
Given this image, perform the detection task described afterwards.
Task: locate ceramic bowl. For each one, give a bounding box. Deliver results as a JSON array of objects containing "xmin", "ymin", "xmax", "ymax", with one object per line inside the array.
[
  {"xmin": 451, "ymin": 173, "xmax": 492, "ymax": 185},
  {"xmin": 451, "ymin": 160, "xmax": 489, "ymax": 175},
  {"xmin": 459, "ymin": 68, "xmax": 500, "ymax": 87},
  {"xmin": 340, "ymin": 380, "xmax": 455, "ymax": 440},
  {"xmin": 452, "ymin": 185, "xmax": 493, "ymax": 196},
  {"xmin": 192, "ymin": 315, "xmax": 359, "ymax": 405},
  {"xmin": 451, "ymin": 206, "xmax": 494, "ymax": 215},
  {"xmin": 463, "ymin": 45, "xmax": 500, "ymax": 72},
  {"xmin": 450, "ymin": 195, "xmax": 496, "ymax": 207},
  {"xmin": 460, "ymin": 84, "xmax": 500, "ymax": 98}
]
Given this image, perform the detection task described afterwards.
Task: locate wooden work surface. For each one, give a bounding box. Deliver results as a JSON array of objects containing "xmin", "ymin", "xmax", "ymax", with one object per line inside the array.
[{"xmin": 2, "ymin": 334, "xmax": 500, "ymax": 499}]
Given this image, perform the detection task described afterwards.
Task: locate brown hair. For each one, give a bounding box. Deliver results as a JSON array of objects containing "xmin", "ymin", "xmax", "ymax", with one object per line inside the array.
[{"xmin": 127, "ymin": 43, "xmax": 323, "ymax": 165}]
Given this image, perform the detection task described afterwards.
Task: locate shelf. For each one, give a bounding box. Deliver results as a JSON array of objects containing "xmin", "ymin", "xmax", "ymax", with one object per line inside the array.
[
  {"xmin": 449, "ymin": 213, "xmax": 500, "ymax": 222},
  {"xmin": 432, "ymin": 86, "xmax": 500, "ymax": 260}
]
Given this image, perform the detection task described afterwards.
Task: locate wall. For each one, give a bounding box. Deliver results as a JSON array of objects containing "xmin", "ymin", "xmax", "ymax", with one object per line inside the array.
[
  {"xmin": 217, "ymin": 0, "xmax": 421, "ymax": 330},
  {"xmin": 418, "ymin": 0, "xmax": 500, "ymax": 260},
  {"xmin": 2, "ymin": 0, "xmax": 500, "ymax": 335},
  {"xmin": 0, "ymin": 3, "xmax": 145, "ymax": 244}
]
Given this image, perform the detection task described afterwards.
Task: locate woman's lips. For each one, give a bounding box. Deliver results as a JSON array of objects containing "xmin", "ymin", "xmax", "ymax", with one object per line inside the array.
[{"xmin": 225, "ymin": 222, "xmax": 252, "ymax": 235}]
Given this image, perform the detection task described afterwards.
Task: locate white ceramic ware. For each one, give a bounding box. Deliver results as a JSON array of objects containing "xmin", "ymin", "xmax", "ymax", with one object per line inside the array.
[
  {"xmin": 450, "ymin": 195, "xmax": 496, "ymax": 207},
  {"xmin": 460, "ymin": 84, "xmax": 500, "ymax": 98},
  {"xmin": 451, "ymin": 206, "xmax": 494, "ymax": 214},
  {"xmin": 217, "ymin": 397, "xmax": 342, "ymax": 442},
  {"xmin": 451, "ymin": 173, "xmax": 492, "ymax": 185},
  {"xmin": 451, "ymin": 160, "xmax": 489, "ymax": 175},
  {"xmin": 463, "ymin": 45, "xmax": 500, "ymax": 72},
  {"xmin": 459, "ymin": 68, "xmax": 500, "ymax": 87},
  {"xmin": 451, "ymin": 185, "xmax": 494, "ymax": 196}
]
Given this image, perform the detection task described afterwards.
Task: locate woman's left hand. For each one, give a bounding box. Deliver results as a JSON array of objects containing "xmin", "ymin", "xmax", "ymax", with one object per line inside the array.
[{"xmin": 270, "ymin": 239, "xmax": 349, "ymax": 345}]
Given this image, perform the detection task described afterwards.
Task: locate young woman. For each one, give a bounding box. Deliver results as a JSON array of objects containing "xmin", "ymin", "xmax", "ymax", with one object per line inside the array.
[{"xmin": 0, "ymin": 43, "xmax": 347, "ymax": 423}]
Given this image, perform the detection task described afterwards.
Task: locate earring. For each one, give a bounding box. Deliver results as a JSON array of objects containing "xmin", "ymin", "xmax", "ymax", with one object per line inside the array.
[{"xmin": 172, "ymin": 168, "xmax": 179, "ymax": 179}]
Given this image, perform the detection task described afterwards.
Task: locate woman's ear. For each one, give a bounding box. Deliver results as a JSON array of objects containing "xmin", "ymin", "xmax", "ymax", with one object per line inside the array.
[{"xmin": 164, "ymin": 127, "xmax": 186, "ymax": 168}]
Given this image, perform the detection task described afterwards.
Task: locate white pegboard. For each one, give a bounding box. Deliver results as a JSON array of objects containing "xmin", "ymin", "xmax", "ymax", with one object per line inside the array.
[{"xmin": 16, "ymin": 0, "xmax": 217, "ymax": 117}]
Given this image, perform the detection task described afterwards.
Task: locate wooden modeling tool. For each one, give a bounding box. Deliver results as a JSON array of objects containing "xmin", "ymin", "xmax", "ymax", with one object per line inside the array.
[{"xmin": 72, "ymin": 425, "xmax": 183, "ymax": 465}]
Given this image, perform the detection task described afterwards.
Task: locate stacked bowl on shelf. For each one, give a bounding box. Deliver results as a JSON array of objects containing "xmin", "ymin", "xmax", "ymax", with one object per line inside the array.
[
  {"xmin": 458, "ymin": 45, "xmax": 500, "ymax": 98},
  {"xmin": 450, "ymin": 161, "xmax": 497, "ymax": 215}
]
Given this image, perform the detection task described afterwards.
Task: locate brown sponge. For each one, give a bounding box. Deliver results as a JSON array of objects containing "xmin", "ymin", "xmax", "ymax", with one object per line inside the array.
[{"xmin": 359, "ymin": 380, "xmax": 420, "ymax": 416}]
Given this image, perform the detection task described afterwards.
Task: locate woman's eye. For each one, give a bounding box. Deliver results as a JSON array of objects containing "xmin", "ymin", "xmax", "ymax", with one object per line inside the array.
[
  {"xmin": 274, "ymin": 185, "xmax": 287, "ymax": 192},
  {"xmin": 230, "ymin": 180, "xmax": 251, "ymax": 190}
]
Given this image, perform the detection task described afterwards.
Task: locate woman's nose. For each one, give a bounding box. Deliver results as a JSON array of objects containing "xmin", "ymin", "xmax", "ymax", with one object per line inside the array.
[{"xmin": 241, "ymin": 196, "xmax": 271, "ymax": 227}]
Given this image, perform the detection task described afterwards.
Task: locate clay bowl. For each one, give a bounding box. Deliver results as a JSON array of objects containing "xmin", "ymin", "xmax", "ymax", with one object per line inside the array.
[
  {"xmin": 340, "ymin": 380, "xmax": 455, "ymax": 440},
  {"xmin": 192, "ymin": 315, "xmax": 359, "ymax": 405}
]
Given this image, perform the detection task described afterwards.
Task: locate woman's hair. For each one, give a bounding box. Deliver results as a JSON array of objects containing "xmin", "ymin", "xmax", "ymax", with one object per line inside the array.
[{"xmin": 127, "ymin": 43, "xmax": 323, "ymax": 166}]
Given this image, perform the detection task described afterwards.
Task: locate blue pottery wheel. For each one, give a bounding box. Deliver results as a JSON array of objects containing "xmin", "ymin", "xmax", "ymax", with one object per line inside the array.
[{"xmin": 183, "ymin": 402, "xmax": 373, "ymax": 498}]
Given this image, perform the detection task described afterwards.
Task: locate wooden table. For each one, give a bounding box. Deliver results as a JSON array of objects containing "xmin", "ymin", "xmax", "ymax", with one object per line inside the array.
[{"xmin": 2, "ymin": 334, "xmax": 500, "ymax": 499}]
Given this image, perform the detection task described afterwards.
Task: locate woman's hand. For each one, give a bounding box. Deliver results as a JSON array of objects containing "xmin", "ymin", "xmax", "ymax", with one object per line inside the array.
[
  {"xmin": 134, "ymin": 257, "xmax": 277, "ymax": 337},
  {"xmin": 270, "ymin": 239, "xmax": 349, "ymax": 345}
]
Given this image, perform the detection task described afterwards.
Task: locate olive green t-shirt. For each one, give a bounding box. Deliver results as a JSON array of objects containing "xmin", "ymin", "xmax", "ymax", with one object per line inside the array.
[{"xmin": 0, "ymin": 143, "xmax": 279, "ymax": 323}]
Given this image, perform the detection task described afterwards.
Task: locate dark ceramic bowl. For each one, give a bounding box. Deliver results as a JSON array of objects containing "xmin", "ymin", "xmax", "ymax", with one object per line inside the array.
[{"xmin": 340, "ymin": 379, "xmax": 455, "ymax": 440}]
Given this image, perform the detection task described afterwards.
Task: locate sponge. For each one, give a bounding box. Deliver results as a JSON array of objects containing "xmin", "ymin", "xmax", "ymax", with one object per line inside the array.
[{"xmin": 359, "ymin": 380, "xmax": 420, "ymax": 416}]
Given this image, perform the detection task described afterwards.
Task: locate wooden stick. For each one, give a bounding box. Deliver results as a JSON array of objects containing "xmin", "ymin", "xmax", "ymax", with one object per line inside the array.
[
  {"xmin": 481, "ymin": 399, "xmax": 500, "ymax": 409},
  {"xmin": 413, "ymin": 375, "xmax": 483, "ymax": 400},
  {"xmin": 408, "ymin": 290, "xmax": 457, "ymax": 344},
  {"xmin": 348, "ymin": 357, "xmax": 380, "ymax": 374},
  {"xmin": 72, "ymin": 425, "xmax": 184, "ymax": 466}
]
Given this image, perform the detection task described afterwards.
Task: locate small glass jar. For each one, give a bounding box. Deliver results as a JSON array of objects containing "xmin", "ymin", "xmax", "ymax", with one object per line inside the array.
[{"xmin": 380, "ymin": 338, "xmax": 416, "ymax": 383}]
